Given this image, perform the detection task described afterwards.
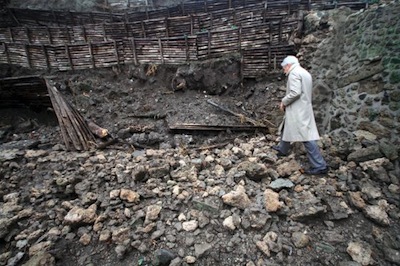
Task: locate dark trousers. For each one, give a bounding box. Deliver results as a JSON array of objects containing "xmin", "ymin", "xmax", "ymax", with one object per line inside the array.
[{"xmin": 278, "ymin": 139, "xmax": 327, "ymax": 170}]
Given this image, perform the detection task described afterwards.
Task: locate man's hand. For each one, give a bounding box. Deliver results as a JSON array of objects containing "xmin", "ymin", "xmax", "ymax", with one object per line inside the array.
[{"xmin": 279, "ymin": 102, "xmax": 285, "ymax": 112}]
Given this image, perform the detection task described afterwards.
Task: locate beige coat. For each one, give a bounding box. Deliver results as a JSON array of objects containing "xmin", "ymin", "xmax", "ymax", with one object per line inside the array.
[{"xmin": 281, "ymin": 63, "xmax": 320, "ymax": 142}]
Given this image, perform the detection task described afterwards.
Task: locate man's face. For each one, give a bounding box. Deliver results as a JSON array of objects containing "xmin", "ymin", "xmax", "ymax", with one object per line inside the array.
[{"xmin": 282, "ymin": 64, "xmax": 291, "ymax": 75}]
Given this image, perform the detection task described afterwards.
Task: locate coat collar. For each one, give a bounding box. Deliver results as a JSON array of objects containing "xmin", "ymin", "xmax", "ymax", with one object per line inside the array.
[{"xmin": 286, "ymin": 63, "xmax": 300, "ymax": 76}]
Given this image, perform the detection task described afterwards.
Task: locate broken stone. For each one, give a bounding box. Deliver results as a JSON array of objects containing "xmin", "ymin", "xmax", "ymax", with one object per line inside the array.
[
  {"xmin": 120, "ymin": 188, "xmax": 140, "ymax": 203},
  {"xmin": 363, "ymin": 205, "xmax": 390, "ymax": 226},
  {"xmin": 346, "ymin": 241, "xmax": 373, "ymax": 266},
  {"xmin": 64, "ymin": 204, "xmax": 97, "ymax": 224},
  {"xmin": 264, "ymin": 189, "xmax": 283, "ymax": 212},
  {"xmin": 221, "ymin": 185, "xmax": 251, "ymax": 210}
]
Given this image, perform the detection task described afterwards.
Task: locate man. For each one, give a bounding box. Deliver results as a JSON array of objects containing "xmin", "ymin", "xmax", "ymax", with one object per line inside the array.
[{"xmin": 273, "ymin": 55, "xmax": 329, "ymax": 175}]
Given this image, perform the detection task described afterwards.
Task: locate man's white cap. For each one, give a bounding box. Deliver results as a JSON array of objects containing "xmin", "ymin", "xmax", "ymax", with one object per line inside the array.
[{"xmin": 281, "ymin": 55, "xmax": 299, "ymax": 67}]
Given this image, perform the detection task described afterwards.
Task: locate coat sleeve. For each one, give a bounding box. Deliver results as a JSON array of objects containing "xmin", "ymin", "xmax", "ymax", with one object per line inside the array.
[{"xmin": 282, "ymin": 72, "xmax": 302, "ymax": 106}]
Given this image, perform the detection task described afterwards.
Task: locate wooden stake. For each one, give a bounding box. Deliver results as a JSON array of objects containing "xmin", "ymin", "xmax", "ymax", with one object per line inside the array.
[
  {"xmin": 82, "ymin": 25, "xmax": 87, "ymax": 42},
  {"xmin": 165, "ymin": 18, "xmax": 169, "ymax": 38},
  {"xmin": 141, "ymin": 21, "xmax": 146, "ymax": 38},
  {"xmin": 102, "ymin": 23, "xmax": 107, "ymax": 41},
  {"xmin": 65, "ymin": 26, "xmax": 71, "ymax": 43},
  {"xmin": 8, "ymin": 28, "xmax": 14, "ymax": 42},
  {"xmin": 208, "ymin": 30, "xmax": 211, "ymax": 58},
  {"xmin": 4, "ymin": 43, "xmax": 10, "ymax": 65},
  {"xmin": 130, "ymin": 37, "xmax": 138, "ymax": 65},
  {"xmin": 46, "ymin": 26, "xmax": 53, "ymax": 44},
  {"xmin": 88, "ymin": 42, "xmax": 95, "ymax": 68},
  {"xmin": 65, "ymin": 45, "xmax": 74, "ymax": 70},
  {"xmin": 114, "ymin": 40, "xmax": 120, "ymax": 65},
  {"xmin": 158, "ymin": 38, "xmax": 164, "ymax": 64},
  {"xmin": 24, "ymin": 44, "xmax": 32, "ymax": 69},
  {"xmin": 25, "ymin": 27, "xmax": 31, "ymax": 44},
  {"xmin": 185, "ymin": 35, "xmax": 189, "ymax": 61},
  {"xmin": 42, "ymin": 45, "xmax": 50, "ymax": 69}
]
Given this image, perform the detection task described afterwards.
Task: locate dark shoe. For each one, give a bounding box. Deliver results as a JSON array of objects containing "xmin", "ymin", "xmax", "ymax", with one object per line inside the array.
[
  {"xmin": 304, "ymin": 167, "xmax": 329, "ymax": 175},
  {"xmin": 272, "ymin": 145, "xmax": 280, "ymax": 152},
  {"xmin": 272, "ymin": 145, "xmax": 287, "ymax": 157}
]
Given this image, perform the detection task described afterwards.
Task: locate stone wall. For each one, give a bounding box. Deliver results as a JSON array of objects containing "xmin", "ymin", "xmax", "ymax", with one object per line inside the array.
[{"xmin": 301, "ymin": 2, "xmax": 400, "ymax": 147}]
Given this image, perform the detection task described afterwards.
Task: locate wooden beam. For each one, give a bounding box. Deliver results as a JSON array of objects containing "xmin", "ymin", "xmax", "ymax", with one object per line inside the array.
[{"xmin": 169, "ymin": 123, "xmax": 268, "ymax": 132}]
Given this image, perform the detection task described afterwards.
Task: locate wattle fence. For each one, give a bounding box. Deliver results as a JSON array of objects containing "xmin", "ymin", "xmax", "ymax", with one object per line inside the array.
[{"xmin": 0, "ymin": 0, "xmax": 369, "ymax": 78}]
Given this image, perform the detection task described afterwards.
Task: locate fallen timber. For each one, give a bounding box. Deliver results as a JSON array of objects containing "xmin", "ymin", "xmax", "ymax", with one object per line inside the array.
[
  {"xmin": 168, "ymin": 123, "xmax": 268, "ymax": 133},
  {"xmin": 45, "ymin": 79, "xmax": 97, "ymax": 151},
  {"xmin": 207, "ymin": 99, "xmax": 275, "ymax": 128}
]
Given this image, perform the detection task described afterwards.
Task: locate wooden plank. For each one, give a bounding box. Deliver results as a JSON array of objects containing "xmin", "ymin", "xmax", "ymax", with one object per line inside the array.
[{"xmin": 169, "ymin": 123, "xmax": 268, "ymax": 132}]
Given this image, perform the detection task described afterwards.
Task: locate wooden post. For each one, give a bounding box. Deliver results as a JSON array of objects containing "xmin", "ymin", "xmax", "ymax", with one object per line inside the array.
[
  {"xmin": 25, "ymin": 27, "xmax": 31, "ymax": 44},
  {"xmin": 46, "ymin": 26, "xmax": 53, "ymax": 44},
  {"xmin": 288, "ymin": 0, "xmax": 291, "ymax": 14},
  {"xmin": 238, "ymin": 26, "xmax": 242, "ymax": 51},
  {"xmin": 269, "ymin": 21, "xmax": 272, "ymax": 45},
  {"xmin": 268, "ymin": 45, "xmax": 271, "ymax": 70},
  {"xmin": 204, "ymin": 0, "xmax": 208, "ymax": 12},
  {"xmin": 102, "ymin": 23, "xmax": 107, "ymax": 41},
  {"xmin": 82, "ymin": 25, "xmax": 87, "ymax": 42},
  {"xmin": 279, "ymin": 18, "xmax": 282, "ymax": 43},
  {"xmin": 4, "ymin": 43, "xmax": 10, "ymax": 65},
  {"xmin": 109, "ymin": 9, "xmax": 113, "ymax": 23},
  {"xmin": 263, "ymin": 3, "xmax": 266, "ymax": 23},
  {"xmin": 210, "ymin": 12, "xmax": 213, "ymax": 28},
  {"xmin": 165, "ymin": 18, "xmax": 169, "ymax": 38},
  {"xmin": 207, "ymin": 30, "xmax": 211, "ymax": 58},
  {"xmin": 65, "ymin": 26, "xmax": 71, "ymax": 43},
  {"xmin": 240, "ymin": 51, "xmax": 244, "ymax": 82},
  {"xmin": 114, "ymin": 40, "xmax": 120, "ymax": 65},
  {"xmin": 130, "ymin": 37, "xmax": 138, "ymax": 65},
  {"xmin": 145, "ymin": 5, "xmax": 149, "ymax": 20},
  {"xmin": 185, "ymin": 35, "xmax": 189, "ymax": 61},
  {"xmin": 88, "ymin": 42, "xmax": 95, "ymax": 68},
  {"xmin": 124, "ymin": 21, "xmax": 129, "ymax": 37},
  {"xmin": 42, "ymin": 45, "xmax": 50, "ymax": 69},
  {"xmin": 229, "ymin": 0, "xmax": 232, "ymax": 9},
  {"xmin": 158, "ymin": 38, "xmax": 164, "ymax": 64},
  {"xmin": 308, "ymin": 0, "xmax": 311, "ymax": 11},
  {"xmin": 65, "ymin": 44, "xmax": 74, "ymax": 70},
  {"xmin": 8, "ymin": 28, "xmax": 14, "ymax": 42},
  {"xmin": 181, "ymin": 2, "xmax": 185, "ymax": 16},
  {"xmin": 141, "ymin": 21, "xmax": 146, "ymax": 38},
  {"xmin": 190, "ymin": 14, "xmax": 194, "ymax": 35},
  {"xmin": 24, "ymin": 44, "xmax": 32, "ymax": 69}
]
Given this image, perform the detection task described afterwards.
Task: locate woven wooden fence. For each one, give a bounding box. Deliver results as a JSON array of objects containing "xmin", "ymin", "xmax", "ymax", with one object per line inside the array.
[
  {"xmin": 0, "ymin": 0, "xmax": 368, "ymax": 78},
  {"xmin": 0, "ymin": 18, "xmax": 296, "ymax": 71},
  {"xmin": 7, "ymin": 0, "xmax": 301, "ymax": 26}
]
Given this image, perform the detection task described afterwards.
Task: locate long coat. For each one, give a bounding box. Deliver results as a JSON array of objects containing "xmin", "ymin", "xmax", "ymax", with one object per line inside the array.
[{"xmin": 281, "ymin": 63, "xmax": 320, "ymax": 142}]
